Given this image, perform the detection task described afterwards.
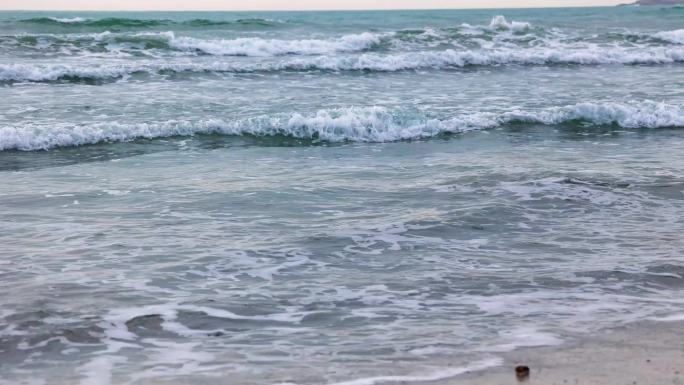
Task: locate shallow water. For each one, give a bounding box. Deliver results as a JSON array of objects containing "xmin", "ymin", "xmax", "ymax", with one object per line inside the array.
[{"xmin": 1, "ymin": 6, "xmax": 684, "ymax": 385}]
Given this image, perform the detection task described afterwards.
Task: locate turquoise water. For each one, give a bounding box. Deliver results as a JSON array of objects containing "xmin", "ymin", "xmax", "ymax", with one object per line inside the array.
[{"xmin": 2, "ymin": 6, "xmax": 684, "ymax": 385}]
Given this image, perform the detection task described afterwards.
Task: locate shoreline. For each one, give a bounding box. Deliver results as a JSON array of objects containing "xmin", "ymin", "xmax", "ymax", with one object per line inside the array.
[{"xmin": 440, "ymin": 320, "xmax": 684, "ymax": 385}]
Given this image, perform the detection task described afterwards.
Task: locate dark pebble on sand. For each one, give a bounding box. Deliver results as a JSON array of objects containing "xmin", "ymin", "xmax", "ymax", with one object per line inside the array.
[{"xmin": 515, "ymin": 365, "xmax": 530, "ymax": 381}]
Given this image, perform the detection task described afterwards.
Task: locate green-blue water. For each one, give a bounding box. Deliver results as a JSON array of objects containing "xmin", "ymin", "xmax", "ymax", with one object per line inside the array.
[{"xmin": 2, "ymin": 6, "xmax": 684, "ymax": 385}]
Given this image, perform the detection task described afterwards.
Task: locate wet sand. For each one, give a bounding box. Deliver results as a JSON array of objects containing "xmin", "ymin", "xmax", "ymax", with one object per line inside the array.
[{"xmin": 446, "ymin": 320, "xmax": 684, "ymax": 385}]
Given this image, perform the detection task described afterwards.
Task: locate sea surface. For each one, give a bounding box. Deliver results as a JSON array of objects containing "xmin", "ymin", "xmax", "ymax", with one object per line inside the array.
[{"xmin": 2, "ymin": 6, "xmax": 684, "ymax": 385}]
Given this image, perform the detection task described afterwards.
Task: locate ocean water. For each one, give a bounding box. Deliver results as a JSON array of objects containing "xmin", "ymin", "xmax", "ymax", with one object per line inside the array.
[{"xmin": 2, "ymin": 6, "xmax": 684, "ymax": 385}]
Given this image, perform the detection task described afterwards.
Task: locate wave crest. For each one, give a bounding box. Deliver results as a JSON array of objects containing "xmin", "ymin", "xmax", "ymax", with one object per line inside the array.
[
  {"xmin": 168, "ymin": 32, "xmax": 383, "ymax": 56},
  {"xmin": 0, "ymin": 30, "xmax": 384, "ymax": 57},
  {"xmin": 654, "ymin": 29, "xmax": 684, "ymax": 44},
  {"xmin": 2, "ymin": 102, "xmax": 682, "ymax": 151},
  {"xmin": 488, "ymin": 15, "xmax": 532, "ymax": 33},
  {"xmin": 20, "ymin": 17, "xmax": 170, "ymax": 28}
]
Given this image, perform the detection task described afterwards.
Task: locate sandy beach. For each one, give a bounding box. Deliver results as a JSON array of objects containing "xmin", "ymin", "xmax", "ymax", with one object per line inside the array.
[
  {"xmin": 445, "ymin": 320, "xmax": 684, "ymax": 385},
  {"xmin": 3, "ymin": 6, "xmax": 684, "ymax": 384}
]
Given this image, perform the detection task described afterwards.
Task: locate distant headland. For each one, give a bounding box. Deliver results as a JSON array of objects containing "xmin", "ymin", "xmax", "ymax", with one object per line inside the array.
[{"xmin": 621, "ymin": 0, "xmax": 684, "ymax": 5}]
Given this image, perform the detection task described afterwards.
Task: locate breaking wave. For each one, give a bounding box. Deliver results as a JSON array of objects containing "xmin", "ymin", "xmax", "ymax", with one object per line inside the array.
[
  {"xmin": 0, "ymin": 31, "xmax": 385, "ymax": 57},
  {"xmin": 3, "ymin": 44, "xmax": 684, "ymax": 83},
  {"xmin": 168, "ymin": 32, "xmax": 383, "ymax": 56},
  {"xmin": 488, "ymin": 15, "xmax": 532, "ymax": 33},
  {"xmin": 45, "ymin": 17, "xmax": 88, "ymax": 23},
  {"xmin": 2, "ymin": 101, "xmax": 682, "ymax": 151},
  {"xmin": 654, "ymin": 29, "xmax": 684, "ymax": 45},
  {"xmin": 7, "ymin": 16, "xmax": 684, "ymax": 61},
  {"xmin": 457, "ymin": 15, "xmax": 534, "ymax": 36}
]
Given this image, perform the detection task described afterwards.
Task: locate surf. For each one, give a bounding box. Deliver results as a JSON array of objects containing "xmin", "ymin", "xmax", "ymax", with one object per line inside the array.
[{"xmin": 2, "ymin": 101, "xmax": 683, "ymax": 151}]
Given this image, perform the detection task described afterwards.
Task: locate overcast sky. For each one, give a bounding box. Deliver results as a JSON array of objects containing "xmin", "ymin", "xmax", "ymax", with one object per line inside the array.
[{"xmin": 0, "ymin": 0, "xmax": 622, "ymax": 11}]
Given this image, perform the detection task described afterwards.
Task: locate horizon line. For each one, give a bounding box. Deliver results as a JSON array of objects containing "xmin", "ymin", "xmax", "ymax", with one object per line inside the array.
[{"xmin": 0, "ymin": 4, "xmax": 627, "ymax": 12}]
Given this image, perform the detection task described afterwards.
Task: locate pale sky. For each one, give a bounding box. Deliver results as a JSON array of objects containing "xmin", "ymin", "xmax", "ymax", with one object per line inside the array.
[{"xmin": 0, "ymin": 0, "xmax": 622, "ymax": 11}]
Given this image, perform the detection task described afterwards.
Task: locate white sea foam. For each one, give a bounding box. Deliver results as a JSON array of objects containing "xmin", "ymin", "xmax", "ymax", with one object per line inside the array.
[
  {"xmin": 48, "ymin": 17, "xmax": 88, "ymax": 23},
  {"xmin": 488, "ymin": 15, "xmax": 532, "ymax": 33},
  {"xmin": 77, "ymin": 356, "xmax": 126, "ymax": 385},
  {"xmin": 342, "ymin": 358, "xmax": 502, "ymax": 385},
  {"xmin": 2, "ymin": 30, "xmax": 383, "ymax": 57},
  {"xmin": 168, "ymin": 32, "xmax": 383, "ymax": 56},
  {"xmin": 320, "ymin": 357, "xmax": 502, "ymax": 385},
  {"xmin": 0, "ymin": 63, "xmax": 136, "ymax": 82},
  {"xmin": 287, "ymin": 45, "xmax": 684, "ymax": 70},
  {"xmin": 7, "ymin": 21, "xmax": 684, "ymax": 62},
  {"xmin": 459, "ymin": 15, "xmax": 533, "ymax": 35},
  {"xmin": 2, "ymin": 102, "xmax": 682, "ymax": 151},
  {"xmin": 501, "ymin": 101, "xmax": 684, "ymax": 128},
  {"xmin": 654, "ymin": 29, "xmax": 684, "ymax": 45},
  {"xmin": 3, "ymin": 44, "xmax": 684, "ymax": 82},
  {"xmin": 650, "ymin": 313, "xmax": 684, "ymax": 322},
  {"xmin": 487, "ymin": 327, "xmax": 564, "ymax": 352}
]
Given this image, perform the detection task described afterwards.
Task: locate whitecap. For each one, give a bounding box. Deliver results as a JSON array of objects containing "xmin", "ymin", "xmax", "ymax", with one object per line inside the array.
[
  {"xmin": 168, "ymin": 32, "xmax": 384, "ymax": 56},
  {"xmin": 654, "ymin": 29, "xmax": 684, "ymax": 45},
  {"xmin": 488, "ymin": 15, "xmax": 532, "ymax": 33},
  {"xmin": 48, "ymin": 16, "xmax": 88, "ymax": 23}
]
